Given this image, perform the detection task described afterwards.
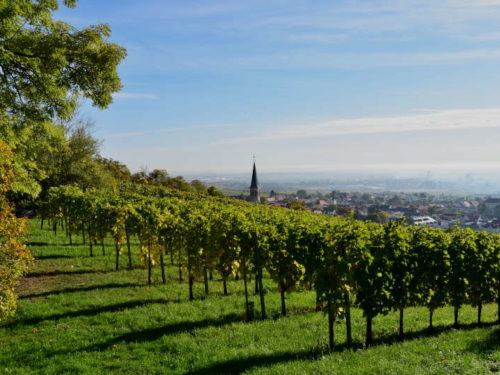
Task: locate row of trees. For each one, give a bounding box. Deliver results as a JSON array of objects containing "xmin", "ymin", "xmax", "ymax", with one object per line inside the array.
[{"xmin": 43, "ymin": 186, "xmax": 500, "ymax": 350}]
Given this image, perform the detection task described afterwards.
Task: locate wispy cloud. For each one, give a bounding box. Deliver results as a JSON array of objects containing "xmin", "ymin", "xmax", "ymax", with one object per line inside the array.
[
  {"xmin": 224, "ymin": 48, "xmax": 500, "ymax": 70},
  {"xmin": 113, "ymin": 93, "xmax": 157, "ymax": 100},
  {"xmin": 105, "ymin": 123, "xmax": 230, "ymax": 139},
  {"xmin": 217, "ymin": 108, "xmax": 500, "ymax": 144}
]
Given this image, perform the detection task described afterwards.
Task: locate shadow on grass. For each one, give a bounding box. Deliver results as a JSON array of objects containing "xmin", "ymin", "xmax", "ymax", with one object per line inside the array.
[
  {"xmin": 466, "ymin": 326, "xmax": 500, "ymax": 354},
  {"xmin": 185, "ymin": 349, "xmax": 325, "ymax": 375},
  {"xmin": 27, "ymin": 241, "xmax": 52, "ymax": 247},
  {"xmin": 34, "ymin": 255, "xmax": 74, "ymax": 260},
  {"xmin": 183, "ymin": 321, "xmax": 500, "ymax": 375},
  {"xmin": 82, "ymin": 313, "xmax": 242, "ymax": 352},
  {"xmin": 5, "ymin": 299, "xmax": 169, "ymax": 328},
  {"xmin": 20, "ymin": 282, "xmax": 145, "ymax": 299},
  {"xmin": 25, "ymin": 269, "xmax": 109, "ymax": 278}
]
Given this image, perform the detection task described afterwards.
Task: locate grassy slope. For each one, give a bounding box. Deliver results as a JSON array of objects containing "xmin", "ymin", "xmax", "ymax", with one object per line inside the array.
[{"xmin": 0, "ymin": 219, "xmax": 498, "ymax": 375}]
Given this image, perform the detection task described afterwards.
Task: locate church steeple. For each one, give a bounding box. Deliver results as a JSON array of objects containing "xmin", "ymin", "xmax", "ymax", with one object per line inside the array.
[{"xmin": 248, "ymin": 161, "xmax": 260, "ymax": 203}]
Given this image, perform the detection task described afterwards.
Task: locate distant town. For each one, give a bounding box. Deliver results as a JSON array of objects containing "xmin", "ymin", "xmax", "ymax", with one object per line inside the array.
[{"xmin": 230, "ymin": 163, "xmax": 500, "ymax": 232}]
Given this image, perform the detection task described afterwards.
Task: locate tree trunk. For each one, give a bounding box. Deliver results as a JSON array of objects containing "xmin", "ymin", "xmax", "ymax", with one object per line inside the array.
[
  {"xmin": 178, "ymin": 265, "xmax": 183, "ymax": 282},
  {"xmin": 223, "ymin": 279, "xmax": 228, "ymax": 296},
  {"xmin": 243, "ymin": 262, "xmax": 250, "ymax": 321},
  {"xmin": 477, "ymin": 301, "xmax": 482, "ymax": 325},
  {"xmin": 160, "ymin": 251, "xmax": 166, "ymax": 285},
  {"xmin": 255, "ymin": 246, "xmax": 266, "ymax": 319},
  {"xmin": 453, "ymin": 305, "xmax": 459, "ymax": 327},
  {"xmin": 126, "ymin": 231, "xmax": 132, "ymax": 269},
  {"xmin": 170, "ymin": 250, "xmax": 174, "ymax": 266},
  {"xmin": 235, "ymin": 272, "xmax": 239, "ymax": 281},
  {"xmin": 280, "ymin": 288, "xmax": 286, "ymax": 316},
  {"xmin": 189, "ymin": 275, "xmax": 194, "ymax": 301},
  {"xmin": 204, "ymin": 267, "xmax": 209, "ymax": 296},
  {"xmin": 69, "ymin": 231, "xmax": 72, "ymax": 246},
  {"xmin": 209, "ymin": 271, "xmax": 213, "ymax": 281},
  {"xmin": 89, "ymin": 231, "xmax": 93, "ymax": 257},
  {"xmin": 255, "ymin": 273, "xmax": 259, "ymax": 294},
  {"xmin": 88, "ymin": 227, "xmax": 94, "ymax": 256},
  {"xmin": 399, "ymin": 308, "xmax": 404, "ymax": 339},
  {"xmin": 327, "ymin": 295, "xmax": 335, "ymax": 351},
  {"xmin": 497, "ymin": 291, "xmax": 500, "ymax": 324},
  {"xmin": 101, "ymin": 241, "xmax": 105, "ymax": 256},
  {"xmin": 115, "ymin": 242, "xmax": 120, "ymax": 271},
  {"xmin": 147, "ymin": 244, "xmax": 152, "ymax": 285},
  {"xmin": 315, "ymin": 291, "xmax": 322, "ymax": 311},
  {"xmin": 345, "ymin": 292, "xmax": 352, "ymax": 347},
  {"xmin": 40, "ymin": 217, "xmax": 44, "ymax": 230},
  {"xmin": 365, "ymin": 315, "xmax": 373, "ymax": 347},
  {"xmin": 429, "ymin": 308, "xmax": 434, "ymax": 331}
]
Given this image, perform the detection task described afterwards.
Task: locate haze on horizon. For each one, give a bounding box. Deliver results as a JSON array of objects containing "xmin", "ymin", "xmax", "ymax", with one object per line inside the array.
[{"xmin": 57, "ymin": 1, "xmax": 500, "ymax": 177}]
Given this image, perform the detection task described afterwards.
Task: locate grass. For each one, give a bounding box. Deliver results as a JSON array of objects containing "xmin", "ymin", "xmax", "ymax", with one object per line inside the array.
[{"xmin": 0, "ymin": 219, "xmax": 498, "ymax": 375}]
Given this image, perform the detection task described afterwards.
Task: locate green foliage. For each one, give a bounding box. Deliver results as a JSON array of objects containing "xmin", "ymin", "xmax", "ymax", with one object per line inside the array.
[
  {"xmin": 1, "ymin": 220, "xmax": 498, "ymax": 374},
  {"xmin": 41, "ymin": 186, "xmax": 500, "ymax": 349},
  {"xmin": 0, "ymin": 141, "xmax": 32, "ymax": 320},
  {"xmin": 0, "ymin": 0, "xmax": 126, "ymax": 199},
  {"xmin": 0, "ymin": 0, "xmax": 126, "ymax": 121},
  {"xmin": 412, "ymin": 227, "xmax": 451, "ymax": 314},
  {"xmin": 447, "ymin": 227, "xmax": 476, "ymax": 310},
  {"xmin": 289, "ymin": 200, "xmax": 307, "ymax": 211}
]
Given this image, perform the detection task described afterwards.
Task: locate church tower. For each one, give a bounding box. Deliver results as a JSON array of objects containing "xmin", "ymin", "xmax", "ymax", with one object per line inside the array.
[{"xmin": 248, "ymin": 161, "xmax": 260, "ymax": 203}]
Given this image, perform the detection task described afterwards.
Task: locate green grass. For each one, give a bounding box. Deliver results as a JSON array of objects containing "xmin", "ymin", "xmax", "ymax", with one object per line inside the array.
[{"xmin": 0, "ymin": 219, "xmax": 498, "ymax": 374}]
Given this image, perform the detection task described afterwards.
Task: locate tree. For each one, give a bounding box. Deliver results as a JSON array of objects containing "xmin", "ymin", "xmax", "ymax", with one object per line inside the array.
[
  {"xmin": 289, "ymin": 200, "xmax": 307, "ymax": 211},
  {"xmin": 0, "ymin": 0, "xmax": 126, "ymax": 121},
  {"xmin": 0, "ymin": 0, "xmax": 126, "ymax": 199},
  {"xmin": 207, "ymin": 186, "xmax": 224, "ymax": 198},
  {"xmin": 447, "ymin": 227, "xmax": 475, "ymax": 327},
  {"xmin": 39, "ymin": 120, "xmax": 116, "ymax": 196},
  {"xmin": 0, "ymin": 118, "xmax": 65, "ymax": 199},
  {"xmin": 353, "ymin": 223, "xmax": 392, "ymax": 347},
  {"xmin": 470, "ymin": 232, "xmax": 496, "ymax": 324},
  {"xmin": 336, "ymin": 206, "xmax": 355, "ymax": 217},
  {"xmin": 315, "ymin": 220, "xmax": 370, "ymax": 350},
  {"xmin": 148, "ymin": 169, "xmax": 170, "ymax": 185},
  {"xmin": 190, "ymin": 179, "xmax": 207, "ymax": 193},
  {"xmin": 266, "ymin": 220, "xmax": 304, "ymax": 317},
  {"xmin": 96, "ymin": 157, "xmax": 132, "ymax": 182},
  {"xmin": 296, "ymin": 189, "xmax": 309, "ymax": 199},
  {"xmin": 0, "ymin": 141, "xmax": 32, "ymax": 320},
  {"xmin": 366, "ymin": 207, "xmax": 389, "ymax": 224},
  {"xmin": 412, "ymin": 227, "xmax": 451, "ymax": 330},
  {"xmin": 384, "ymin": 221, "xmax": 413, "ymax": 338},
  {"xmin": 329, "ymin": 190, "xmax": 341, "ymax": 201}
]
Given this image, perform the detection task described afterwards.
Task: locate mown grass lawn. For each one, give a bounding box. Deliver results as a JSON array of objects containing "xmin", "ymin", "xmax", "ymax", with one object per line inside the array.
[{"xmin": 0, "ymin": 219, "xmax": 498, "ymax": 374}]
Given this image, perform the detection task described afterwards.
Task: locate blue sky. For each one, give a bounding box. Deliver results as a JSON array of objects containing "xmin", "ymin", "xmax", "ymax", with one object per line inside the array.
[{"xmin": 57, "ymin": 0, "xmax": 500, "ymax": 175}]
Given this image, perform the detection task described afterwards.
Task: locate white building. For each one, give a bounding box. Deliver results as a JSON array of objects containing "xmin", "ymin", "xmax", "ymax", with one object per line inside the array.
[{"xmin": 410, "ymin": 216, "xmax": 439, "ymax": 227}]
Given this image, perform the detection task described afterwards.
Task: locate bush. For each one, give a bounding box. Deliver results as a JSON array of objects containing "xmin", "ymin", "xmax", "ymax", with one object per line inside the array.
[{"xmin": 0, "ymin": 141, "xmax": 32, "ymax": 321}]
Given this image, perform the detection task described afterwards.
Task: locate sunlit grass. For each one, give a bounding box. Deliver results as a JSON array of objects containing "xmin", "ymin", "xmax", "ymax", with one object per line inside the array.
[{"xmin": 0, "ymin": 219, "xmax": 498, "ymax": 374}]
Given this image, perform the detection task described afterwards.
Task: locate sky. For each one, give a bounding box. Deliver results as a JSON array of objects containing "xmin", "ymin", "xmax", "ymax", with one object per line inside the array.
[{"xmin": 56, "ymin": 0, "xmax": 500, "ymax": 176}]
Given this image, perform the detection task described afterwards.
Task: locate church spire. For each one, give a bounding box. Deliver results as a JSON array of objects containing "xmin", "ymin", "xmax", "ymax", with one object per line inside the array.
[
  {"xmin": 250, "ymin": 162, "xmax": 258, "ymax": 190},
  {"xmin": 248, "ymin": 159, "xmax": 260, "ymax": 203}
]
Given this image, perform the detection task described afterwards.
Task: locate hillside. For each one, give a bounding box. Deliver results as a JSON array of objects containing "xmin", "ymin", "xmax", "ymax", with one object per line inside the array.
[{"xmin": 0, "ymin": 219, "xmax": 498, "ymax": 375}]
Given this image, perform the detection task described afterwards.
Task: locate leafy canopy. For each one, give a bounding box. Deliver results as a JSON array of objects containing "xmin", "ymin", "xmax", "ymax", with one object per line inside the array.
[{"xmin": 0, "ymin": 0, "xmax": 127, "ymax": 121}]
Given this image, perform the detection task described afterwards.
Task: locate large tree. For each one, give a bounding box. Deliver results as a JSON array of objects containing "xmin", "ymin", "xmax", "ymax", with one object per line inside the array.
[
  {"xmin": 0, "ymin": 0, "xmax": 126, "ymax": 198},
  {"xmin": 0, "ymin": 0, "xmax": 126, "ymax": 120}
]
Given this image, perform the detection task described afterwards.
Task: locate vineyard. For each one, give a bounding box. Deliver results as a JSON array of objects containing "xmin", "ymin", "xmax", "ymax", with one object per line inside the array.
[
  {"xmin": 37, "ymin": 186, "xmax": 500, "ymax": 351},
  {"xmin": 0, "ymin": 203, "xmax": 498, "ymax": 374}
]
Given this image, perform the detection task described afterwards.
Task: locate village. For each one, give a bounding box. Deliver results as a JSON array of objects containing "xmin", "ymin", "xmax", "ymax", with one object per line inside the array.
[{"xmin": 236, "ymin": 163, "xmax": 500, "ymax": 232}]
